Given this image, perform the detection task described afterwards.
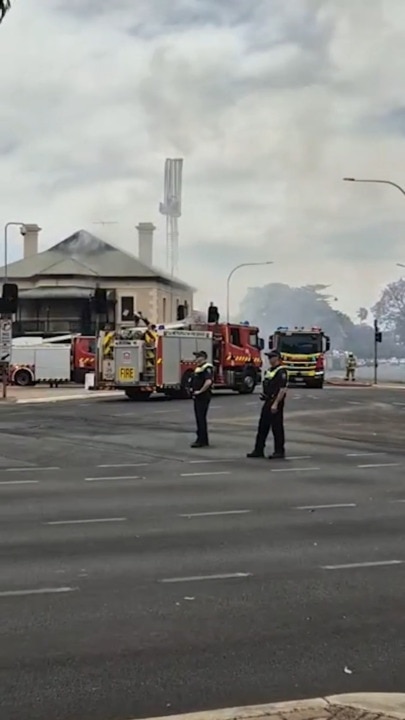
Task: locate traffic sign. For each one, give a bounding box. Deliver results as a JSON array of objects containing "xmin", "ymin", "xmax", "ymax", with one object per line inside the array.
[{"xmin": 0, "ymin": 318, "xmax": 12, "ymax": 361}]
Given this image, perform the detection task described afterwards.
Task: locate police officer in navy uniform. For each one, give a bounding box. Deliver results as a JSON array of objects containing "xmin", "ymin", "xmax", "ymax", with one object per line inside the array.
[
  {"xmin": 190, "ymin": 350, "xmax": 213, "ymax": 448},
  {"xmin": 247, "ymin": 350, "xmax": 288, "ymax": 459}
]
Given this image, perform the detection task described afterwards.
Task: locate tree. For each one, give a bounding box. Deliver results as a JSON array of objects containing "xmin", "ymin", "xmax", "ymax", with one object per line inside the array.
[
  {"xmin": 371, "ymin": 278, "xmax": 405, "ymax": 342},
  {"xmin": 0, "ymin": 1, "xmax": 10, "ymax": 24},
  {"xmin": 239, "ymin": 282, "xmax": 355, "ymax": 350},
  {"xmin": 357, "ymin": 307, "xmax": 368, "ymax": 323}
]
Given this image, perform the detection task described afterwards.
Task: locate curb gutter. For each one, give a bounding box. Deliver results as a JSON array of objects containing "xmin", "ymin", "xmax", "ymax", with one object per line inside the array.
[
  {"xmin": 136, "ymin": 694, "xmax": 405, "ymax": 720},
  {"xmin": 14, "ymin": 390, "xmax": 120, "ymax": 404}
]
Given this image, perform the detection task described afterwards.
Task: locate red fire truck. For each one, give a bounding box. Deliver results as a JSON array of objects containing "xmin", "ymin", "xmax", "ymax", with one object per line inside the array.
[
  {"xmin": 97, "ymin": 312, "xmax": 264, "ymax": 400},
  {"xmin": 9, "ymin": 335, "xmax": 95, "ymax": 386}
]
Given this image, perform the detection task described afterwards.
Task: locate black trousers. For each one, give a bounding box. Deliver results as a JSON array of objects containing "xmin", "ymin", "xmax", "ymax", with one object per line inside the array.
[
  {"xmin": 254, "ymin": 402, "xmax": 285, "ymax": 454},
  {"xmin": 194, "ymin": 393, "xmax": 211, "ymax": 445}
]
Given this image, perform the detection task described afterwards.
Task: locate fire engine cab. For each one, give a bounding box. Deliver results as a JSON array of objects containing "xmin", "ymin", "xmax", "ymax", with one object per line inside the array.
[{"xmin": 97, "ymin": 305, "xmax": 264, "ymax": 400}]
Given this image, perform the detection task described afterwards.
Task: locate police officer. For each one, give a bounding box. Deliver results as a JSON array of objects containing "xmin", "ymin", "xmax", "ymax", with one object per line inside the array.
[
  {"xmin": 190, "ymin": 350, "xmax": 213, "ymax": 448},
  {"xmin": 247, "ymin": 350, "xmax": 288, "ymax": 459}
]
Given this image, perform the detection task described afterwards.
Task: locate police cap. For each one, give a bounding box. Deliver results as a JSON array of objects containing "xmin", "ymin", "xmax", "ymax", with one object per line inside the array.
[
  {"xmin": 193, "ymin": 350, "xmax": 208, "ymax": 359},
  {"xmin": 265, "ymin": 350, "xmax": 281, "ymax": 358}
]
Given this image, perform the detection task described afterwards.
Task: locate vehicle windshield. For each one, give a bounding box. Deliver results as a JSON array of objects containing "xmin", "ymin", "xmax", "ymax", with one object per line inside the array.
[{"xmin": 276, "ymin": 333, "xmax": 322, "ymax": 355}]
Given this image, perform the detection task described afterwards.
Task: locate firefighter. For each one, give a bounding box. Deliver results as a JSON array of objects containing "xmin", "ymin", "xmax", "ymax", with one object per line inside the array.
[
  {"xmin": 345, "ymin": 352, "xmax": 357, "ymax": 381},
  {"xmin": 190, "ymin": 350, "xmax": 213, "ymax": 448},
  {"xmin": 247, "ymin": 350, "xmax": 288, "ymax": 459}
]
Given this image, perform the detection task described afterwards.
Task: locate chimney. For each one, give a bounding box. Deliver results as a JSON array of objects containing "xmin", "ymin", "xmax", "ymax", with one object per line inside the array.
[
  {"xmin": 136, "ymin": 222, "xmax": 155, "ymax": 267},
  {"xmin": 21, "ymin": 223, "xmax": 41, "ymax": 258}
]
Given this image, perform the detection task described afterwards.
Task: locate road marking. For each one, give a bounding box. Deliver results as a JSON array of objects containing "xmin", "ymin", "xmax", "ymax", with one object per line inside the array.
[
  {"xmin": 180, "ymin": 471, "xmax": 231, "ymax": 477},
  {"xmin": 0, "ymin": 586, "xmax": 77, "ymax": 598},
  {"xmin": 97, "ymin": 463, "xmax": 148, "ymax": 468},
  {"xmin": 390, "ymin": 499, "xmax": 405, "ymax": 503},
  {"xmin": 393, "ymin": 402, "xmax": 405, "ymax": 406},
  {"xmin": 346, "ymin": 452, "xmax": 385, "ymax": 457},
  {"xmin": 160, "ymin": 573, "xmax": 252, "ymax": 583},
  {"xmin": 287, "ymin": 456, "xmax": 312, "ymax": 460},
  {"xmin": 322, "ymin": 560, "xmax": 403, "ymax": 570},
  {"xmin": 179, "ymin": 510, "xmax": 251, "ymax": 518},
  {"xmin": 188, "ymin": 459, "xmax": 231, "ymax": 464},
  {"xmin": 0, "ymin": 480, "xmax": 39, "ymax": 485},
  {"xmin": 4, "ymin": 466, "xmax": 60, "ymax": 472},
  {"xmin": 45, "ymin": 517, "xmax": 127, "ymax": 525},
  {"xmin": 85, "ymin": 475, "xmax": 142, "ymax": 481},
  {"xmin": 295, "ymin": 503, "xmax": 357, "ymax": 510},
  {"xmin": 271, "ymin": 466, "xmax": 320, "ymax": 473},
  {"xmin": 357, "ymin": 463, "xmax": 400, "ymax": 468},
  {"xmin": 348, "ymin": 401, "xmax": 361, "ymax": 405}
]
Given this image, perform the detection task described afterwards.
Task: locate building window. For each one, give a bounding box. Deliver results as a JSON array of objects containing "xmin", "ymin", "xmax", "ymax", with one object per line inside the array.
[
  {"xmin": 121, "ymin": 296, "xmax": 134, "ymax": 322},
  {"xmin": 162, "ymin": 297, "xmax": 167, "ymax": 323}
]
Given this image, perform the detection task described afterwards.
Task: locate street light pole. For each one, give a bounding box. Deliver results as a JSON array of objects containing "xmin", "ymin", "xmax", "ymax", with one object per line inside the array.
[
  {"xmin": 343, "ymin": 177, "xmax": 405, "ymax": 196},
  {"xmin": 226, "ymin": 261, "xmax": 273, "ymax": 324},
  {"xmin": 3, "ymin": 221, "xmax": 26, "ymax": 281}
]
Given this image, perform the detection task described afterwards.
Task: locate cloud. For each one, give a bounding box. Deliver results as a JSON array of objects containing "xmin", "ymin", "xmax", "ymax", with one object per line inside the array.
[{"xmin": 1, "ymin": 0, "xmax": 405, "ymax": 319}]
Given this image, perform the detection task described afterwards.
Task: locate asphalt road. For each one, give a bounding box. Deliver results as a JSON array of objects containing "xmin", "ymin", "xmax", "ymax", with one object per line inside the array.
[{"xmin": 1, "ymin": 386, "xmax": 405, "ymax": 720}]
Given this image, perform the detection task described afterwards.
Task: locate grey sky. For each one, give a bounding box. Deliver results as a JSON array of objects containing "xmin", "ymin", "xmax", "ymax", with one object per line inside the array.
[{"xmin": 1, "ymin": 0, "xmax": 405, "ymax": 317}]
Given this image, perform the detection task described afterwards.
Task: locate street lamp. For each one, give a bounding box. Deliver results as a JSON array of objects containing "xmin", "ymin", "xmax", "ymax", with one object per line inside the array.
[
  {"xmin": 343, "ymin": 177, "xmax": 405, "ymax": 196},
  {"xmin": 3, "ymin": 222, "xmax": 27, "ymax": 281},
  {"xmin": 226, "ymin": 261, "xmax": 273, "ymax": 324}
]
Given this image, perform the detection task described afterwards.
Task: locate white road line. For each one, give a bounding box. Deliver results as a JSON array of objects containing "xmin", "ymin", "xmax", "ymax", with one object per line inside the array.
[
  {"xmin": 322, "ymin": 560, "xmax": 403, "ymax": 570},
  {"xmin": 188, "ymin": 459, "xmax": 231, "ymax": 464},
  {"xmin": 0, "ymin": 480, "xmax": 39, "ymax": 486},
  {"xmin": 287, "ymin": 456, "xmax": 312, "ymax": 460},
  {"xmin": 4, "ymin": 466, "xmax": 60, "ymax": 472},
  {"xmin": 346, "ymin": 452, "xmax": 385, "ymax": 457},
  {"xmin": 160, "ymin": 573, "xmax": 252, "ymax": 583},
  {"xmin": 97, "ymin": 463, "xmax": 148, "ymax": 468},
  {"xmin": 271, "ymin": 466, "xmax": 320, "ymax": 473},
  {"xmin": 0, "ymin": 587, "xmax": 77, "ymax": 598},
  {"xmin": 357, "ymin": 463, "xmax": 400, "ymax": 468},
  {"xmin": 179, "ymin": 510, "xmax": 251, "ymax": 518},
  {"xmin": 180, "ymin": 471, "xmax": 231, "ymax": 477},
  {"xmin": 348, "ymin": 401, "xmax": 361, "ymax": 405},
  {"xmin": 45, "ymin": 517, "xmax": 127, "ymax": 525},
  {"xmin": 390, "ymin": 499, "xmax": 405, "ymax": 503},
  {"xmin": 393, "ymin": 402, "xmax": 405, "ymax": 407},
  {"xmin": 295, "ymin": 503, "xmax": 357, "ymax": 510},
  {"xmin": 245, "ymin": 401, "xmax": 257, "ymax": 405},
  {"xmin": 85, "ymin": 475, "xmax": 142, "ymax": 481}
]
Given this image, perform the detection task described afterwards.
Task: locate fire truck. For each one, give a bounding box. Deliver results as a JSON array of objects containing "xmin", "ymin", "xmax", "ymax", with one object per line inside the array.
[
  {"xmin": 9, "ymin": 335, "xmax": 95, "ymax": 386},
  {"xmin": 269, "ymin": 326, "xmax": 330, "ymax": 388},
  {"xmin": 96, "ymin": 310, "xmax": 264, "ymax": 400}
]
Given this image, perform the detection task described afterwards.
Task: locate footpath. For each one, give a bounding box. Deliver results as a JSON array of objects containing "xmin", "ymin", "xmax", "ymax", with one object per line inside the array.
[
  {"xmin": 0, "ymin": 386, "xmax": 120, "ymax": 404},
  {"xmin": 139, "ymin": 694, "xmax": 405, "ymax": 720}
]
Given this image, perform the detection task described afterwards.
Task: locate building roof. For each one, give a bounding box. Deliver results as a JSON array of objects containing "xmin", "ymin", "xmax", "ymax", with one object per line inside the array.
[{"xmin": 1, "ymin": 229, "xmax": 193, "ymax": 291}]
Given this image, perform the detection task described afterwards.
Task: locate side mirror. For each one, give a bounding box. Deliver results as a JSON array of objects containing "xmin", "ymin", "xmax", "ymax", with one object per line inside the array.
[
  {"xmin": 259, "ymin": 337, "xmax": 264, "ymax": 350},
  {"xmin": 325, "ymin": 336, "xmax": 330, "ymax": 352},
  {"xmin": 268, "ymin": 335, "xmax": 273, "ymax": 349}
]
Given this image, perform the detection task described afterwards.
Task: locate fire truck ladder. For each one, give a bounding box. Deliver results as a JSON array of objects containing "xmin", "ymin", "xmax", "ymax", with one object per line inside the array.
[{"xmin": 143, "ymin": 333, "xmax": 156, "ymax": 384}]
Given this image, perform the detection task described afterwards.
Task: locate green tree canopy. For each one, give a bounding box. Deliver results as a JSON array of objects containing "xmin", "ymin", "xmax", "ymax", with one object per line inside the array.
[
  {"xmin": 371, "ymin": 278, "xmax": 405, "ymax": 342},
  {"xmin": 0, "ymin": 1, "xmax": 10, "ymax": 24},
  {"xmin": 239, "ymin": 283, "xmax": 354, "ymax": 350}
]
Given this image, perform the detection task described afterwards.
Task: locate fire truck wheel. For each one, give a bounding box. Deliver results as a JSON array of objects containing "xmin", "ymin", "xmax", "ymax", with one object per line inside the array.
[
  {"xmin": 125, "ymin": 389, "xmax": 152, "ymax": 401},
  {"xmin": 14, "ymin": 369, "xmax": 33, "ymax": 387},
  {"xmin": 237, "ymin": 369, "xmax": 256, "ymax": 394}
]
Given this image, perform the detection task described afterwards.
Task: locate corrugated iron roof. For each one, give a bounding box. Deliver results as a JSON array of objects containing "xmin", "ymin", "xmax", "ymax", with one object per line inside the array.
[{"xmin": 1, "ymin": 229, "xmax": 194, "ymax": 290}]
